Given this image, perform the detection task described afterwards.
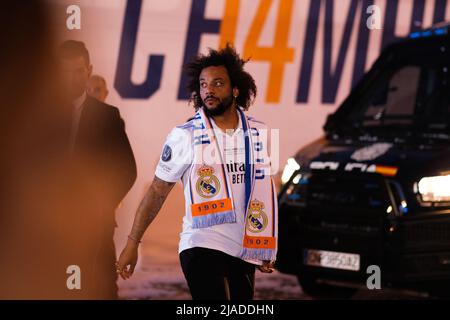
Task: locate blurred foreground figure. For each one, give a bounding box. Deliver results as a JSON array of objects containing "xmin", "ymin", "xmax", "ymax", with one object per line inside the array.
[
  {"xmin": 0, "ymin": 2, "xmax": 136, "ymax": 298},
  {"xmin": 87, "ymin": 74, "xmax": 109, "ymax": 102},
  {"xmin": 0, "ymin": 1, "xmax": 75, "ymax": 299}
]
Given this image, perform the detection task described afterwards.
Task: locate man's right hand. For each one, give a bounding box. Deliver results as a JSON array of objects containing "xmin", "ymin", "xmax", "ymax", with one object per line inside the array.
[
  {"xmin": 116, "ymin": 239, "xmax": 139, "ymax": 280},
  {"xmin": 116, "ymin": 177, "xmax": 175, "ymax": 280}
]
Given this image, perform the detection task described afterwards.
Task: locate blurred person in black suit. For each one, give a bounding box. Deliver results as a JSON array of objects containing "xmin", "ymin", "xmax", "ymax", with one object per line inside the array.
[{"xmin": 57, "ymin": 40, "xmax": 137, "ymax": 299}]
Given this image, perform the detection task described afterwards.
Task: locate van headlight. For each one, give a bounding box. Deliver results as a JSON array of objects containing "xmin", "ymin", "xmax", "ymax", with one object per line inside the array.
[
  {"xmin": 281, "ymin": 158, "xmax": 300, "ymax": 184},
  {"xmin": 416, "ymin": 174, "xmax": 450, "ymax": 203}
]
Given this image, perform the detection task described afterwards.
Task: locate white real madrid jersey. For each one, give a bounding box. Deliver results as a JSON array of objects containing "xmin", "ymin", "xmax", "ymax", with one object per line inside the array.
[{"xmin": 155, "ymin": 115, "xmax": 262, "ymax": 266}]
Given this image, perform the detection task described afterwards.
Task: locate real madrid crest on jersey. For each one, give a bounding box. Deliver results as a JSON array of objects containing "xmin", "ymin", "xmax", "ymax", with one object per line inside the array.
[
  {"xmin": 196, "ymin": 165, "xmax": 221, "ymax": 198},
  {"xmin": 246, "ymin": 199, "xmax": 268, "ymax": 233}
]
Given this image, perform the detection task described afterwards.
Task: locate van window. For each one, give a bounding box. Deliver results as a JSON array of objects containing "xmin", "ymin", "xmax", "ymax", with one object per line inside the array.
[
  {"xmin": 362, "ymin": 66, "xmax": 421, "ymax": 126},
  {"xmin": 349, "ymin": 58, "xmax": 449, "ymax": 132}
]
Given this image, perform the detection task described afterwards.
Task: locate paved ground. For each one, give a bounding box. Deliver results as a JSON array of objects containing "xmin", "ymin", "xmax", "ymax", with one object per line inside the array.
[
  {"xmin": 118, "ymin": 262, "xmax": 429, "ymax": 300},
  {"xmin": 118, "ymin": 263, "xmax": 307, "ymax": 300}
]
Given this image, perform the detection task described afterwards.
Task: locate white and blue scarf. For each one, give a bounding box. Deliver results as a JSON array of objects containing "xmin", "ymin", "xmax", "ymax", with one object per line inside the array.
[{"xmin": 187, "ymin": 106, "xmax": 278, "ymax": 261}]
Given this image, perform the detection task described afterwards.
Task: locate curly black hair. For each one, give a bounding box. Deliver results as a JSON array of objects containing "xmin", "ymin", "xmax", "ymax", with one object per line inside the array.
[{"xmin": 185, "ymin": 44, "xmax": 257, "ymax": 110}]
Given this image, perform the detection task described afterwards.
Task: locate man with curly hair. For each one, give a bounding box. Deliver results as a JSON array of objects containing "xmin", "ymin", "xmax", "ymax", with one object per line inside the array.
[{"xmin": 117, "ymin": 45, "xmax": 278, "ymax": 300}]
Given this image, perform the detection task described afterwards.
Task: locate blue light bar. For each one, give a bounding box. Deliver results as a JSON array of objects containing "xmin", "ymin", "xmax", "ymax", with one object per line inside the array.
[
  {"xmin": 408, "ymin": 27, "xmax": 448, "ymax": 39},
  {"xmin": 434, "ymin": 27, "xmax": 447, "ymax": 35}
]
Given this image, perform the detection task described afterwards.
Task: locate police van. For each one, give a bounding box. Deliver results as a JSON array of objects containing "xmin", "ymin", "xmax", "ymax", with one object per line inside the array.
[{"xmin": 276, "ymin": 24, "xmax": 450, "ymax": 298}]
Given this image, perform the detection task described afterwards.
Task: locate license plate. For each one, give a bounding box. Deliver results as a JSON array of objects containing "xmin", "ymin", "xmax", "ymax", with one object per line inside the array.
[{"xmin": 304, "ymin": 249, "xmax": 360, "ymax": 271}]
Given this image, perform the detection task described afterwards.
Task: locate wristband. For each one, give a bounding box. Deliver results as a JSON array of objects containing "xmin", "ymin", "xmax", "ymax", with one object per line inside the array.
[{"xmin": 128, "ymin": 235, "xmax": 141, "ymax": 244}]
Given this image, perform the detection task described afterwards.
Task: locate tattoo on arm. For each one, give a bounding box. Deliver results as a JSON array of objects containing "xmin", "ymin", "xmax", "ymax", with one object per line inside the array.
[{"xmin": 129, "ymin": 176, "xmax": 175, "ymax": 241}]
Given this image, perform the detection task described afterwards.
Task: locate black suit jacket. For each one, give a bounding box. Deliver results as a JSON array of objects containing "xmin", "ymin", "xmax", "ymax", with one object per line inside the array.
[
  {"xmin": 66, "ymin": 95, "xmax": 137, "ymax": 298},
  {"xmin": 72, "ymin": 96, "xmax": 137, "ymax": 221}
]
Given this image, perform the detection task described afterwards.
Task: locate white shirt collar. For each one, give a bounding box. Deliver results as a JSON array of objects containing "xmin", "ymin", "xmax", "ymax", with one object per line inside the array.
[{"xmin": 72, "ymin": 91, "xmax": 87, "ymax": 110}]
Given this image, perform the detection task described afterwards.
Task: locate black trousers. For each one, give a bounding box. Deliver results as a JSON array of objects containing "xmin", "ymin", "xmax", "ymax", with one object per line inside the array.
[{"xmin": 179, "ymin": 247, "xmax": 256, "ymax": 300}]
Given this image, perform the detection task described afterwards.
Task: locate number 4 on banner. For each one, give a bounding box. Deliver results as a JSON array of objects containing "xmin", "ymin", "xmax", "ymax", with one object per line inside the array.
[{"xmin": 220, "ymin": 0, "xmax": 295, "ymax": 103}]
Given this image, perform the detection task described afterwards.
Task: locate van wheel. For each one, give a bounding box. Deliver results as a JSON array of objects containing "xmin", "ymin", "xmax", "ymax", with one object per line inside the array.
[{"xmin": 297, "ymin": 274, "xmax": 356, "ymax": 299}]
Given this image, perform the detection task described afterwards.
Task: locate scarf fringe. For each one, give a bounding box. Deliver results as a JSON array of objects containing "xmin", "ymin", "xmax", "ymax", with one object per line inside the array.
[
  {"xmin": 192, "ymin": 211, "xmax": 236, "ymax": 229},
  {"xmin": 241, "ymin": 248, "xmax": 276, "ymax": 261}
]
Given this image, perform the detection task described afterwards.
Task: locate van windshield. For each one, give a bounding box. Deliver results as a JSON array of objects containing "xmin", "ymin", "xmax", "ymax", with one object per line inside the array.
[{"xmin": 342, "ymin": 49, "xmax": 450, "ymax": 140}]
